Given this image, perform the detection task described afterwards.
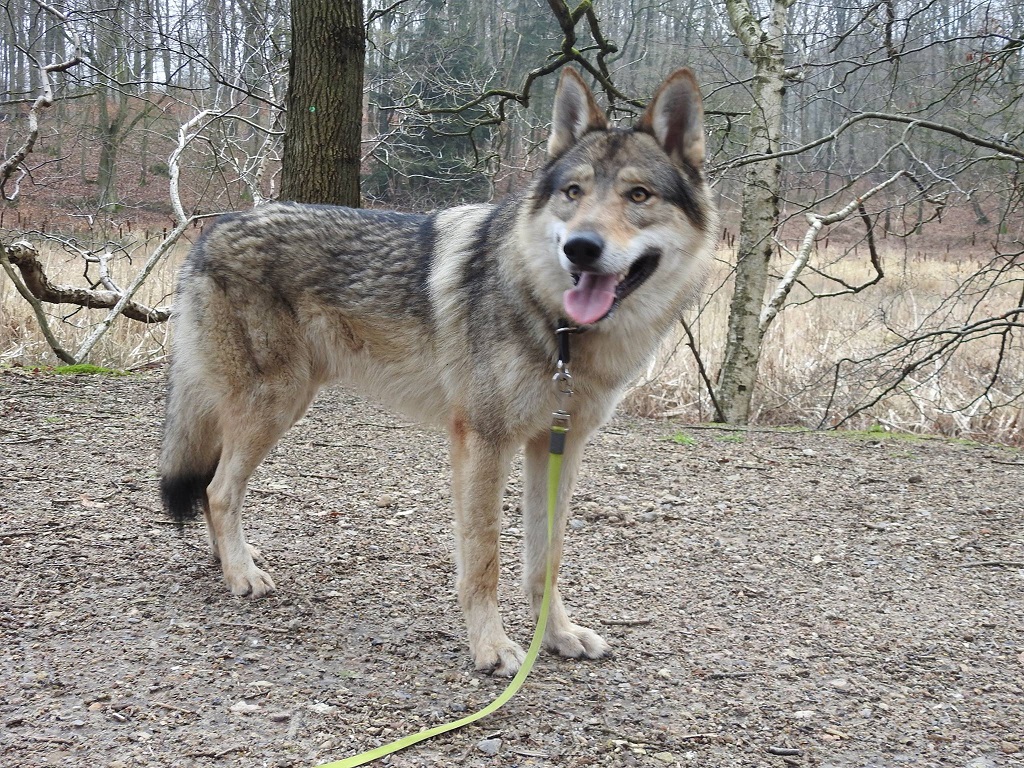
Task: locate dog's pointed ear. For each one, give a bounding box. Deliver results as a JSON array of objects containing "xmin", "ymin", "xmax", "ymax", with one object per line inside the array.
[
  {"xmin": 637, "ymin": 68, "xmax": 706, "ymax": 170},
  {"xmin": 548, "ymin": 68, "xmax": 608, "ymax": 158}
]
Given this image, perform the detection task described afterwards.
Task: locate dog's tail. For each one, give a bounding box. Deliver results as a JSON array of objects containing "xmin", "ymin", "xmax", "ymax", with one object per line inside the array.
[{"xmin": 159, "ymin": 357, "xmax": 221, "ymax": 525}]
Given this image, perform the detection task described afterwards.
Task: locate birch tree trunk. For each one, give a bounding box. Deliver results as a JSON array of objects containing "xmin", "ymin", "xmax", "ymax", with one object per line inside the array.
[{"xmin": 716, "ymin": 0, "xmax": 795, "ymax": 423}]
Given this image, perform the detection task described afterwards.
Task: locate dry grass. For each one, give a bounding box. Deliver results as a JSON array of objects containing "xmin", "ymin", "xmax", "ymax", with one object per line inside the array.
[
  {"xmin": 625, "ymin": 244, "xmax": 1024, "ymax": 446},
  {"xmin": 3, "ymin": 234, "xmax": 1022, "ymax": 445}
]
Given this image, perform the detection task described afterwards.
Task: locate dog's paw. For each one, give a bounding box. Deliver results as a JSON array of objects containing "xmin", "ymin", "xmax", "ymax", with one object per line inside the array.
[
  {"xmin": 224, "ymin": 565, "xmax": 276, "ymax": 598},
  {"xmin": 210, "ymin": 542, "xmax": 264, "ymax": 563},
  {"xmin": 472, "ymin": 638, "xmax": 527, "ymax": 677},
  {"xmin": 544, "ymin": 622, "xmax": 611, "ymax": 660}
]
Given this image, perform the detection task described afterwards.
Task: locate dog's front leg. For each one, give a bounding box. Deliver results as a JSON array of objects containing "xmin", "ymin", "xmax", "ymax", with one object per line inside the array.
[
  {"xmin": 522, "ymin": 428, "xmax": 611, "ymax": 661},
  {"xmin": 449, "ymin": 419, "xmax": 521, "ymax": 675}
]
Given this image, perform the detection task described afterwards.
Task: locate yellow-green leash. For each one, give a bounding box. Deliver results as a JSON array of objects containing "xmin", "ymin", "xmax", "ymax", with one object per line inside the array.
[
  {"xmin": 316, "ymin": 325, "xmax": 579, "ymax": 768},
  {"xmin": 315, "ymin": 420, "xmax": 565, "ymax": 768}
]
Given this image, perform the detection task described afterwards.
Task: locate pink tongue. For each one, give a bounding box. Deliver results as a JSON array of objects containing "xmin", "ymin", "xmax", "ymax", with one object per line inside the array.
[{"xmin": 563, "ymin": 273, "xmax": 618, "ymax": 325}]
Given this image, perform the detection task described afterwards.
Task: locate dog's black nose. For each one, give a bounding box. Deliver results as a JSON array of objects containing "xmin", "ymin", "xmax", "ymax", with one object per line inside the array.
[{"xmin": 563, "ymin": 232, "xmax": 605, "ymax": 267}]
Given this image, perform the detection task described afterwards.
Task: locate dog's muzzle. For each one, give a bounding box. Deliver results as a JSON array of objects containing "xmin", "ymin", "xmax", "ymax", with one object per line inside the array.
[{"xmin": 562, "ymin": 244, "xmax": 662, "ymax": 326}]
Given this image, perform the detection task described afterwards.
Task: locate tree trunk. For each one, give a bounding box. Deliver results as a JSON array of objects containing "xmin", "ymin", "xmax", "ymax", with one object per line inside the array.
[
  {"xmin": 715, "ymin": 0, "xmax": 794, "ymax": 424},
  {"xmin": 96, "ymin": 93, "xmax": 120, "ymax": 210},
  {"xmin": 206, "ymin": 0, "xmax": 224, "ymax": 105},
  {"xmin": 280, "ymin": 0, "xmax": 365, "ymax": 207}
]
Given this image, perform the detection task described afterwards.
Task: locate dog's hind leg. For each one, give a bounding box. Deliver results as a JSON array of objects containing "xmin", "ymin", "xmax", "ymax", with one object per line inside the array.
[
  {"xmin": 206, "ymin": 388, "xmax": 315, "ymax": 597},
  {"xmin": 449, "ymin": 417, "xmax": 522, "ymax": 675},
  {"xmin": 522, "ymin": 428, "xmax": 611, "ymax": 661},
  {"xmin": 201, "ymin": 497, "xmax": 264, "ymax": 564}
]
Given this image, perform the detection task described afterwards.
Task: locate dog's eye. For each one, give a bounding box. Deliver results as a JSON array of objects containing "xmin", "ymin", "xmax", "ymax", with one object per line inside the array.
[
  {"xmin": 628, "ymin": 187, "xmax": 652, "ymax": 204},
  {"xmin": 565, "ymin": 184, "xmax": 583, "ymax": 201}
]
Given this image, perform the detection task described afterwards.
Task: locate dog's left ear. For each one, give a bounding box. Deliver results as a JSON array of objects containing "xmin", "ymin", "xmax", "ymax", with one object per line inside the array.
[
  {"xmin": 637, "ymin": 68, "xmax": 706, "ymax": 171},
  {"xmin": 549, "ymin": 68, "xmax": 609, "ymax": 158}
]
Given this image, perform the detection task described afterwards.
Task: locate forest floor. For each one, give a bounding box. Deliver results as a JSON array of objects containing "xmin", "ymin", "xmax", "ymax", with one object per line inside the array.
[{"xmin": 2, "ymin": 368, "xmax": 1023, "ymax": 768}]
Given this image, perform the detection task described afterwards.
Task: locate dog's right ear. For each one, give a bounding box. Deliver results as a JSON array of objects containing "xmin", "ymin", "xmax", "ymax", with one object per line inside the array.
[{"xmin": 548, "ymin": 68, "xmax": 608, "ymax": 158}]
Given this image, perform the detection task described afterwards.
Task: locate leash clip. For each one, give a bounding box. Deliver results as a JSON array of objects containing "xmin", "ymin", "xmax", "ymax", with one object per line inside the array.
[{"xmin": 552, "ymin": 359, "xmax": 574, "ymax": 398}]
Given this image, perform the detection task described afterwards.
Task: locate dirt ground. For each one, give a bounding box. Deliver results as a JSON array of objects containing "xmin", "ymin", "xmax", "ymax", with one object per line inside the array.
[{"xmin": 2, "ymin": 368, "xmax": 1023, "ymax": 768}]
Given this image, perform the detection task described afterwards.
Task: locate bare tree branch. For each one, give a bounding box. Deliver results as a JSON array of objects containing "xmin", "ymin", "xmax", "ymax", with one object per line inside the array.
[
  {"xmin": 760, "ymin": 171, "xmax": 905, "ymax": 333},
  {"xmin": 720, "ymin": 111, "xmax": 1024, "ymax": 174},
  {"xmin": 1, "ymin": 242, "xmax": 170, "ymax": 323},
  {"xmin": 0, "ymin": 1, "xmax": 83, "ymax": 200},
  {"xmin": 680, "ymin": 315, "xmax": 725, "ymax": 423}
]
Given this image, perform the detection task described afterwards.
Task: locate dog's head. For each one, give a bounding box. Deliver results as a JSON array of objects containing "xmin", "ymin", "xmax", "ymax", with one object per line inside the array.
[{"xmin": 526, "ymin": 68, "xmax": 715, "ymax": 328}]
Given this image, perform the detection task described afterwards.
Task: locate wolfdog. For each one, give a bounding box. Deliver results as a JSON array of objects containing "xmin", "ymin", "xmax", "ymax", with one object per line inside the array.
[{"xmin": 160, "ymin": 67, "xmax": 716, "ymax": 675}]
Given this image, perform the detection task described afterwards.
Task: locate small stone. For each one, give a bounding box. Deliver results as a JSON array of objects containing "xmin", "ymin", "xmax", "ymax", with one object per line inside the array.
[
  {"xmin": 268, "ymin": 711, "xmax": 291, "ymax": 722},
  {"xmin": 830, "ymin": 677, "xmax": 851, "ymax": 691},
  {"xmin": 908, "ymin": 474, "xmax": 924, "ymax": 484},
  {"xmin": 307, "ymin": 702, "xmax": 336, "ymax": 715},
  {"xmin": 477, "ymin": 737, "xmax": 502, "ymax": 755},
  {"xmin": 569, "ymin": 518, "xmax": 587, "ymax": 530},
  {"xmin": 229, "ymin": 701, "xmax": 261, "ymax": 714},
  {"xmin": 1001, "ymin": 741, "xmax": 1021, "ymax": 754},
  {"xmin": 802, "ymin": 448, "xmax": 817, "ymax": 457},
  {"xmin": 614, "ymin": 463, "xmax": 628, "ymax": 473},
  {"xmin": 375, "ymin": 494, "xmax": 394, "ymax": 508},
  {"xmin": 653, "ymin": 752, "xmax": 676, "ymax": 764}
]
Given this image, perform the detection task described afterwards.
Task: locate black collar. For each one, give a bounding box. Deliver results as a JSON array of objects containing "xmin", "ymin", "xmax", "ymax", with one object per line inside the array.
[{"xmin": 555, "ymin": 319, "xmax": 584, "ymax": 365}]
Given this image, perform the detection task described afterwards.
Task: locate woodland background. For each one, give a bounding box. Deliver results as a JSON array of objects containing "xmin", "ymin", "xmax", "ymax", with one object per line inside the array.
[{"xmin": 1, "ymin": 0, "xmax": 1022, "ymax": 442}]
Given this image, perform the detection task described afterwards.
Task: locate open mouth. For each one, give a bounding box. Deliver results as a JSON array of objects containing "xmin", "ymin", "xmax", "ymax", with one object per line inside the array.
[
  {"xmin": 614, "ymin": 250, "xmax": 660, "ymax": 302},
  {"xmin": 564, "ymin": 250, "xmax": 661, "ymax": 326}
]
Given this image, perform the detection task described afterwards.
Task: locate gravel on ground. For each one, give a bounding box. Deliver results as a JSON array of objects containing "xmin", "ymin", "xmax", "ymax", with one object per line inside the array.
[{"xmin": 2, "ymin": 369, "xmax": 1022, "ymax": 768}]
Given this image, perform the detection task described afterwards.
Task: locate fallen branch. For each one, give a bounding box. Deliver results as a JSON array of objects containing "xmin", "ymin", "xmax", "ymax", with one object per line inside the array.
[
  {"xmin": 706, "ymin": 670, "xmax": 759, "ymax": 679},
  {"xmin": 766, "ymin": 746, "xmax": 803, "ymax": 756},
  {"xmin": 599, "ymin": 617, "xmax": 654, "ymax": 627},
  {"xmin": 2, "ymin": 241, "xmax": 170, "ymax": 323},
  {"xmin": 0, "ymin": 242, "xmax": 75, "ymax": 362},
  {"xmin": 958, "ymin": 560, "xmax": 1024, "ymax": 569}
]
